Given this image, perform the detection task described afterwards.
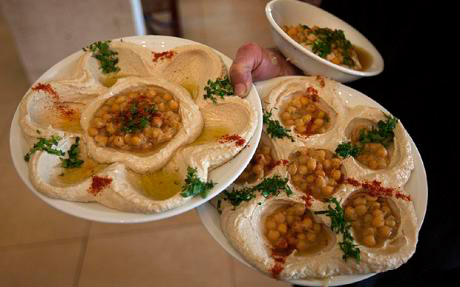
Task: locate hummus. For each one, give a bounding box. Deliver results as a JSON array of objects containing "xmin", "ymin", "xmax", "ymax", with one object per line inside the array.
[
  {"xmin": 218, "ymin": 76, "xmax": 418, "ymax": 280},
  {"xmin": 21, "ymin": 40, "xmax": 258, "ymax": 213}
]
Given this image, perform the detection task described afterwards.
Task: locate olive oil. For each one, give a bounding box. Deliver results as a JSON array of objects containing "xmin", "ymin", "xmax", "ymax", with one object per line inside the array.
[
  {"xmin": 354, "ymin": 46, "xmax": 373, "ymax": 71},
  {"xmin": 58, "ymin": 158, "xmax": 107, "ymax": 185},
  {"xmin": 53, "ymin": 117, "xmax": 83, "ymax": 133},
  {"xmin": 180, "ymin": 81, "xmax": 199, "ymax": 99},
  {"xmin": 139, "ymin": 169, "xmax": 182, "ymax": 200},
  {"xmin": 101, "ymin": 73, "xmax": 119, "ymax": 87},
  {"xmin": 190, "ymin": 125, "xmax": 230, "ymax": 145}
]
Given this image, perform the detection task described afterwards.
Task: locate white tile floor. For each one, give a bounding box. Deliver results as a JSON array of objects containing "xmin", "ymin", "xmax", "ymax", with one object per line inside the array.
[{"xmin": 0, "ymin": 1, "xmax": 291, "ymax": 286}]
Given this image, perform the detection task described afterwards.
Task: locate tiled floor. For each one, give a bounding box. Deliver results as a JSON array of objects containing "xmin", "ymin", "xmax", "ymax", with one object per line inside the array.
[{"xmin": 0, "ymin": 1, "xmax": 290, "ymax": 286}]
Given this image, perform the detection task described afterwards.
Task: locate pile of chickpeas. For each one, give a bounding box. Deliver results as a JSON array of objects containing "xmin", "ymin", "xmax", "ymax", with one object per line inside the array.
[
  {"xmin": 351, "ymin": 126, "xmax": 392, "ymax": 170},
  {"xmin": 283, "ymin": 25, "xmax": 361, "ymax": 70},
  {"xmin": 88, "ymin": 86, "xmax": 181, "ymax": 152},
  {"xmin": 288, "ymin": 148, "xmax": 344, "ymax": 200},
  {"xmin": 265, "ymin": 204, "xmax": 330, "ymax": 255},
  {"xmin": 344, "ymin": 192, "xmax": 399, "ymax": 248},
  {"xmin": 280, "ymin": 92, "xmax": 330, "ymax": 137},
  {"xmin": 237, "ymin": 144, "xmax": 275, "ymax": 183}
]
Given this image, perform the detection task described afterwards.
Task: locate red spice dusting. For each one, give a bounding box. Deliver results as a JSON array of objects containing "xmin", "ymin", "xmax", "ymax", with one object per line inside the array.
[
  {"xmin": 302, "ymin": 193, "xmax": 314, "ymax": 208},
  {"xmin": 315, "ymin": 75, "xmax": 326, "ymax": 87},
  {"xmin": 88, "ymin": 176, "xmax": 112, "ymax": 195},
  {"xmin": 270, "ymin": 251, "xmax": 287, "ymax": 278},
  {"xmin": 306, "ymin": 86, "xmax": 319, "ymax": 102},
  {"xmin": 345, "ymin": 178, "xmax": 411, "ymax": 201},
  {"xmin": 152, "ymin": 50, "xmax": 176, "ymax": 62},
  {"xmin": 32, "ymin": 83, "xmax": 77, "ymax": 118},
  {"xmin": 271, "ymin": 159, "xmax": 289, "ymax": 169},
  {"xmin": 218, "ymin": 134, "xmax": 246, "ymax": 147}
]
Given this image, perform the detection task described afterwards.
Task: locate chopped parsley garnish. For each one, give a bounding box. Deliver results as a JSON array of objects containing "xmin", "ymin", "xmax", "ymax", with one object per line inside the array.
[
  {"xmin": 335, "ymin": 141, "xmax": 361, "ymax": 158},
  {"xmin": 311, "ymin": 28, "xmax": 354, "ymax": 67},
  {"xmin": 204, "ymin": 75, "xmax": 234, "ymax": 104},
  {"xmin": 335, "ymin": 114, "xmax": 399, "ymax": 158},
  {"xmin": 120, "ymin": 99, "xmax": 157, "ymax": 133},
  {"xmin": 222, "ymin": 175, "xmax": 292, "ymax": 208},
  {"xmin": 359, "ymin": 114, "xmax": 398, "ymax": 148},
  {"xmin": 83, "ymin": 40, "xmax": 120, "ymax": 74},
  {"xmin": 61, "ymin": 137, "xmax": 84, "ymax": 168},
  {"xmin": 24, "ymin": 135, "xmax": 64, "ymax": 161},
  {"xmin": 180, "ymin": 167, "xmax": 216, "ymax": 198},
  {"xmin": 263, "ymin": 109, "xmax": 294, "ymax": 142},
  {"xmin": 315, "ymin": 197, "xmax": 360, "ymax": 262}
]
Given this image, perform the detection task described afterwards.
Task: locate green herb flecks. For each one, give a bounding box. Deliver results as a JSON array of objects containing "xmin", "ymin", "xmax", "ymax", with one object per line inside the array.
[
  {"xmin": 335, "ymin": 114, "xmax": 399, "ymax": 158},
  {"xmin": 83, "ymin": 40, "xmax": 120, "ymax": 74},
  {"xmin": 222, "ymin": 175, "xmax": 292, "ymax": 208},
  {"xmin": 359, "ymin": 114, "xmax": 398, "ymax": 148},
  {"xmin": 61, "ymin": 137, "xmax": 84, "ymax": 168},
  {"xmin": 24, "ymin": 135, "xmax": 64, "ymax": 162},
  {"xmin": 120, "ymin": 100, "xmax": 157, "ymax": 134},
  {"xmin": 335, "ymin": 141, "xmax": 361, "ymax": 158},
  {"xmin": 315, "ymin": 197, "xmax": 360, "ymax": 262},
  {"xmin": 311, "ymin": 28, "xmax": 354, "ymax": 67},
  {"xmin": 263, "ymin": 109, "xmax": 294, "ymax": 142},
  {"xmin": 204, "ymin": 75, "xmax": 234, "ymax": 104},
  {"xmin": 180, "ymin": 167, "xmax": 216, "ymax": 198}
]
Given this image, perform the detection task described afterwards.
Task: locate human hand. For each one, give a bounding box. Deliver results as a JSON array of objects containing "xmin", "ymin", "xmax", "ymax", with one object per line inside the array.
[{"xmin": 229, "ymin": 42, "xmax": 300, "ymax": 97}]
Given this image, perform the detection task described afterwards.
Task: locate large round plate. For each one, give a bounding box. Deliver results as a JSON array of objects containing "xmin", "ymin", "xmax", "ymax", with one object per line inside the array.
[
  {"xmin": 197, "ymin": 76, "xmax": 428, "ymax": 286},
  {"xmin": 9, "ymin": 35, "xmax": 263, "ymax": 223}
]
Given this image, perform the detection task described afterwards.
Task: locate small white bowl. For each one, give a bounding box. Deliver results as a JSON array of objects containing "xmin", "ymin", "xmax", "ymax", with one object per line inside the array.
[{"xmin": 266, "ymin": 0, "xmax": 384, "ymax": 82}]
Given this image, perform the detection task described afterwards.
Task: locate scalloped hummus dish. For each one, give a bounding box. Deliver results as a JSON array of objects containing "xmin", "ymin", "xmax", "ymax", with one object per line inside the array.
[
  {"xmin": 216, "ymin": 76, "xmax": 417, "ymax": 280},
  {"xmin": 19, "ymin": 39, "xmax": 257, "ymax": 213}
]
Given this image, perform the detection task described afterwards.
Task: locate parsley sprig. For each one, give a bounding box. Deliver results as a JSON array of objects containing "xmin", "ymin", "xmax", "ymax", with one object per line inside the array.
[
  {"xmin": 315, "ymin": 197, "xmax": 360, "ymax": 262},
  {"xmin": 180, "ymin": 167, "xmax": 216, "ymax": 198},
  {"xmin": 335, "ymin": 114, "xmax": 398, "ymax": 158},
  {"xmin": 83, "ymin": 40, "xmax": 120, "ymax": 74},
  {"xmin": 263, "ymin": 109, "xmax": 294, "ymax": 142},
  {"xmin": 24, "ymin": 135, "xmax": 64, "ymax": 162},
  {"xmin": 222, "ymin": 175, "xmax": 292, "ymax": 208},
  {"xmin": 60, "ymin": 137, "xmax": 84, "ymax": 168},
  {"xmin": 204, "ymin": 75, "xmax": 234, "ymax": 104}
]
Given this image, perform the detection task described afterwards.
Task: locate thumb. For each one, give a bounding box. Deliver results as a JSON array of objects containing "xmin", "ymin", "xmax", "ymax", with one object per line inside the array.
[{"xmin": 229, "ymin": 43, "xmax": 264, "ymax": 97}]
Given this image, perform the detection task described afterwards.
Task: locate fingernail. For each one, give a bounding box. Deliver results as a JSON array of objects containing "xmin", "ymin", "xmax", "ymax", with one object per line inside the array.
[{"xmin": 235, "ymin": 83, "xmax": 247, "ymax": 97}]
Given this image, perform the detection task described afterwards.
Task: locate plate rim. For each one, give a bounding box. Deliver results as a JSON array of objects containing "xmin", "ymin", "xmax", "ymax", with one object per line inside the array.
[
  {"xmin": 9, "ymin": 35, "xmax": 263, "ymax": 224},
  {"xmin": 197, "ymin": 75, "xmax": 428, "ymax": 286}
]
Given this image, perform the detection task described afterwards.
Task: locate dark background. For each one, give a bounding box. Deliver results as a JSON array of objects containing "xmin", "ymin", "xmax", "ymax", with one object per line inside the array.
[{"xmin": 312, "ymin": 1, "xmax": 458, "ymax": 286}]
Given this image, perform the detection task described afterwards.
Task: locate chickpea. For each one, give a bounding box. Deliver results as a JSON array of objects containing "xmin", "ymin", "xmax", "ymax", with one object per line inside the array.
[
  {"xmin": 378, "ymin": 226, "xmax": 392, "ymax": 238},
  {"xmin": 281, "ymin": 112, "xmax": 291, "ymax": 121},
  {"xmin": 252, "ymin": 164, "xmax": 264, "ymax": 177},
  {"xmin": 385, "ymin": 218, "xmax": 396, "ymax": 227},
  {"xmin": 113, "ymin": 136, "xmax": 124, "ymax": 147},
  {"xmin": 266, "ymin": 219, "xmax": 276, "ymax": 230},
  {"xmin": 345, "ymin": 206, "xmax": 357, "ymax": 220},
  {"xmin": 306, "ymin": 175, "xmax": 315, "ymax": 183},
  {"xmin": 288, "ymin": 163, "xmax": 298, "ymax": 175},
  {"xmin": 372, "ymin": 216, "xmax": 385, "ymax": 227},
  {"xmin": 169, "ymin": 100, "xmax": 179, "ymax": 110},
  {"xmin": 363, "ymin": 234, "xmax": 376, "ymax": 247},
  {"xmin": 267, "ymin": 230, "xmax": 280, "ymax": 242},
  {"xmin": 298, "ymin": 165, "xmax": 308, "ymax": 175},
  {"xmin": 88, "ymin": 127, "xmax": 98, "ymax": 136},
  {"xmin": 293, "ymin": 205, "xmax": 306, "ymax": 216},
  {"xmin": 322, "ymin": 185, "xmax": 334, "ymax": 196},
  {"xmin": 331, "ymin": 158, "xmax": 341, "ymax": 169},
  {"xmin": 163, "ymin": 93, "xmax": 172, "ymax": 101},
  {"xmin": 331, "ymin": 169, "xmax": 341, "ymax": 181},
  {"xmin": 297, "ymin": 240, "xmax": 308, "ymax": 251},
  {"xmin": 93, "ymin": 117, "xmax": 105, "ymax": 128},
  {"xmin": 151, "ymin": 117, "xmax": 163, "ymax": 128},
  {"xmin": 106, "ymin": 123, "xmax": 116, "ymax": 134},
  {"xmin": 278, "ymin": 223, "xmax": 288, "ymax": 234},
  {"xmin": 130, "ymin": 136, "xmax": 142, "ymax": 146},
  {"xmin": 353, "ymin": 197, "xmax": 367, "ymax": 206},
  {"xmin": 376, "ymin": 146, "xmax": 388, "ymax": 158},
  {"xmin": 355, "ymin": 204, "xmax": 368, "ymax": 216},
  {"xmin": 306, "ymin": 157, "xmax": 317, "ymax": 171},
  {"xmin": 302, "ymin": 217, "xmax": 313, "ymax": 229},
  {"xmin": 274, "ymin": 213, "xmax": 286, "ymax": 224},
  {"xmin": 315, "ymin": 176, "xmax": 326, "ymax": 188}
]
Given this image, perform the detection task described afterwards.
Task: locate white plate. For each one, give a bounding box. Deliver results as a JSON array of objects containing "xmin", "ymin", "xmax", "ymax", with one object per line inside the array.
[
  {"xmin": 197, "ymin": 76, "xmax": 428, "ymax": 286},
  {"xmin": 9, "ymin": 35, "xmax": 263, "ymax": 224}
]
